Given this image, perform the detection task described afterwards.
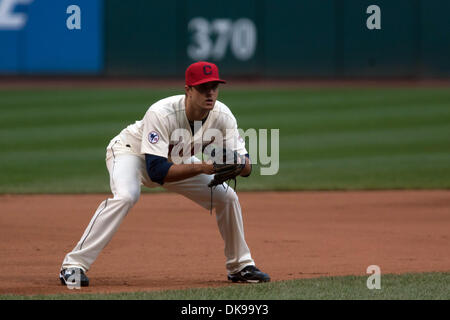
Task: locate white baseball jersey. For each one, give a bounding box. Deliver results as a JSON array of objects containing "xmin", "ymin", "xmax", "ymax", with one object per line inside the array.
[{"xmin": 114, "ymin": 95, "xmax": 247, "ymax": 161}]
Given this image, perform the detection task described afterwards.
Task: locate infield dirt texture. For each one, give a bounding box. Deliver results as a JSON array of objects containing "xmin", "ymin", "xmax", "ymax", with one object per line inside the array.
[{"xmin": 0, "ymin": 83, "xmax": 449, "ymax": 298}]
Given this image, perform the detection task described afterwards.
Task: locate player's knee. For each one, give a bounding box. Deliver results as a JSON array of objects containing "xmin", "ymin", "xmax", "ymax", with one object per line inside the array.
[
  {"xmin": 215, "ymin": 188, "xmax": 239, "ymax": 205},
  {"xmin": 117, "ymin": 191, "xmax": 139, "ymax": 207}
]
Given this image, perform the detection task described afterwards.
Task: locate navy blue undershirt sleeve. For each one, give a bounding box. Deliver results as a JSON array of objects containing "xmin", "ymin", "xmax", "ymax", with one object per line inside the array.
[
  {"xmin": 145, "ymin": 154, "xmax": 173, "ymax": 185},
  {"xmin": 242, "ymin": 153, "xmax": 252, "ymax": 178}
]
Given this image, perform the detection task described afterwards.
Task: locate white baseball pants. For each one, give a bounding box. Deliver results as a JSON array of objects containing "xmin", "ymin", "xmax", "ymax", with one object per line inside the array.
[{"xmin": 61, "ymin": 138, "xmax": 255, "ymax": 274}]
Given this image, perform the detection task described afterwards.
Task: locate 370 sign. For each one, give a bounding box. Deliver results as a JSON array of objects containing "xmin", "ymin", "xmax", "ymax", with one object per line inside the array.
[{"xmin": 187, "ymin": 17, "xmax": 257, "ymax": 61}]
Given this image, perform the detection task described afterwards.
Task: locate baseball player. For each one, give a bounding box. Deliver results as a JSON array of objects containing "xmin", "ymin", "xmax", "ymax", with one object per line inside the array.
[{"xmin": 59, "ymin": 61, "xmax": 270, "ymax": 287}]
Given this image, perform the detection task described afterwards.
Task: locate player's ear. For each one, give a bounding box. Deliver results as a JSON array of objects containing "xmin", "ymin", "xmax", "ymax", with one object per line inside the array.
[{"xmin": 185, "ymin": 85, "xmax": 192, "ymax": 97}]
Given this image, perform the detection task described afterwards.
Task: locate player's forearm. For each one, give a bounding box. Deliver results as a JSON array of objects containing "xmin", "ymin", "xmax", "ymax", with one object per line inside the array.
[{"xmin": 164, "ymin": 163, "xmax": 214, "ymax": 183}]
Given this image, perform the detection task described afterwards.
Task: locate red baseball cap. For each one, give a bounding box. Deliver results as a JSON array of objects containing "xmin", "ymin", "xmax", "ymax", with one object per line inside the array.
[{"xmin": 185, "ymin": 61, "xmax": 226, "ymax": 86}]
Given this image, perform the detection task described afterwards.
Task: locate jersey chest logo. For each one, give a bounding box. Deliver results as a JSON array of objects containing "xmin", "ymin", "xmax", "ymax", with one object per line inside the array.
[{"xmin": 148, "ymin": 131, "xmax": 160, "ymax": 144}]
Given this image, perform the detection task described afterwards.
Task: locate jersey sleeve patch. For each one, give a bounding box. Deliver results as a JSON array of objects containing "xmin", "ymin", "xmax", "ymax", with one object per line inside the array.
[{"xmin": 148, "ymin": 131, "xmax": 160, "ymax": 144}]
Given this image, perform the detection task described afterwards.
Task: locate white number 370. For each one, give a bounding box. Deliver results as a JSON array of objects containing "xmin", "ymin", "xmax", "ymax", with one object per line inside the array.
[{"xmin": 187, "ymin": 17, "xmax": 257, "ymax": 61}]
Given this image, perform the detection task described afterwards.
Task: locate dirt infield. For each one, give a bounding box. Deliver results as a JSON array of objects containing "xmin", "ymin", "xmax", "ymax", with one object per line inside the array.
[{"xmin": 0, "ymin": 191, "xmax": 449, "ymax": 296}]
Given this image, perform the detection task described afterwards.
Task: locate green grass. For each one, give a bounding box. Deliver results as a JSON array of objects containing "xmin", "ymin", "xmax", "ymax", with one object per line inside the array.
[
  {"xmin": 1, "ymin": 87, "xmax": 450, "ymax": 193},
  {"xmin": 1, "ymin": 272, "xmax": 448, "ymax": 300}
]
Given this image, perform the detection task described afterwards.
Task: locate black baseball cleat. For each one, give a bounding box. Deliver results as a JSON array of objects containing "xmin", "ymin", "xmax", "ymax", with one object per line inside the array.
[
  {"xmin": 228, "ymin": 265, "xmax": 271, "ymax": 283},
  {"xmin": 59, "ymin": 268, "xmax": 90, "ymax": 287}
]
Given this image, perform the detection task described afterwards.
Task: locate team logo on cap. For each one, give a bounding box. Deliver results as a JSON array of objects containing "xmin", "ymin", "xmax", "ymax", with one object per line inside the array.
[
  {"xmin": 149, "ymin": 131, "xmax": 160, "ymax": 144},
  {"xmin": 203, "ymin": 65, "xmax": 212, "ymax": 75}
]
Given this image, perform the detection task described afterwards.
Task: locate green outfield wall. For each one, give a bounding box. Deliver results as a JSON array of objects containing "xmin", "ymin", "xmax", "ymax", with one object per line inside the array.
[{"xmin": 104, "ymin": 0, "xmax": 450, "ymax": 78}]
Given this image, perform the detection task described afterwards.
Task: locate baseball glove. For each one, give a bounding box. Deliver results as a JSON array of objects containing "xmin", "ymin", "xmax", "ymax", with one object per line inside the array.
[{"xmin": 207, "ymin": 148, "xmax": 246, "ymax": 188}]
